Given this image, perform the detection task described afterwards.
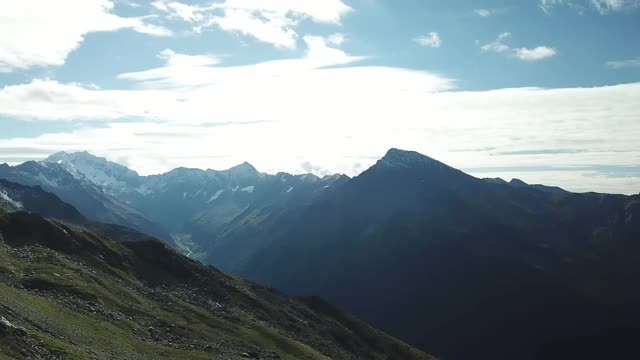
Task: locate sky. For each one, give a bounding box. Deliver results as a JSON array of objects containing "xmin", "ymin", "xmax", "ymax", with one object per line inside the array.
[{"xmin": 0, "ymin": 0, "xmax": 639, "ymax": 194}]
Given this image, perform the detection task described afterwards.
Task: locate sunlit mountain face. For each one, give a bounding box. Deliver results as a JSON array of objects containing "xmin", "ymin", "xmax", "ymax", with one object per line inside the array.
[{"xmin": 1, "ymin": 1, "xmax": 639, "ymax": 359}]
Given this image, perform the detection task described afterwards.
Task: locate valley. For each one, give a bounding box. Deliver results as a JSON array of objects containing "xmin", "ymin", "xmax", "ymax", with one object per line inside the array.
[{"xmin": 2, "ymin": 149, "xmax": 639, "ymax": 359}]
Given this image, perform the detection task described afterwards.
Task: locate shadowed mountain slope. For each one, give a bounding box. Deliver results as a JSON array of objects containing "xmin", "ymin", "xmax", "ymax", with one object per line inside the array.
[
  {"xmin": 0, "ymin": 160, "xmax": 169, "ymax": 242},
  {"xmin": 0, "ymin": 186, "xmax": 434, "ymax": 360},
  {"xmin": 239, "ymin": 148, "xmax": 640, "ymax": 360}
]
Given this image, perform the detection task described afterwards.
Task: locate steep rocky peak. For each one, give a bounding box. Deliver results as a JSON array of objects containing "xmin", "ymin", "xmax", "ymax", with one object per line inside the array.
[{"xmin": 375, "ymin": 148, "xmax": 453, "ymax": 171}]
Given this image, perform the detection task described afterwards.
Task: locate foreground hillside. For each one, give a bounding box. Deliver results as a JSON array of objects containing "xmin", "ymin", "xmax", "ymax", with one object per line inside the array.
[{"xmin": 0, "ymin": 190, "xmax": 433, "ymax": 359}]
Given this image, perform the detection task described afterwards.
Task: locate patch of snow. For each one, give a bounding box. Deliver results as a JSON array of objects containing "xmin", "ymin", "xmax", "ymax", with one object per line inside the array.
[
  {"xmin": 232, "ymin": 185, "xmax": 239, "ymax": 192},
  {"xmin": 0, "ymin": 190, "xmax": 23, "ymax": 210},
  {"xmin": 300, "ymin": 174, "xmax": 319, "ymax": 181},
  {"xmin": 286, "ymin": 186, "xmax": 294, "ymax": 193},
  {"xmin": 136, "ymin": 184, "xmax": 153, "ymax": 196},
  {"xmin": 35, "ymin": 172, "xmax": 61, "ymax": 188},
  {"xmin": 380, "ymin": 158, "xmax": 410, "ymax": 168},
  {"xmin": 0, "ymin": 317, "xmax": 20, "ymax": 330},
  {"xmin": 207, "ymin": 190, "xmax": 224, "ymax": 203},
  {"xmin": 57, "ymin": 160, "xmax": 63, "ymax": 164},
  {"xmin": 182, "ymin": 192, "xmax": 187, "ymax": 199},
  {"xmin": 241, "ymin": 185, "xmax": 254, "ymax": 193}
]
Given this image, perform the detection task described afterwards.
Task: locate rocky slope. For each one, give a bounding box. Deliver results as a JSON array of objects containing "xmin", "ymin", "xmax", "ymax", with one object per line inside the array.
[{"xmin": 0, "ymin": 185, "xmax": 434, "ymax": 360}]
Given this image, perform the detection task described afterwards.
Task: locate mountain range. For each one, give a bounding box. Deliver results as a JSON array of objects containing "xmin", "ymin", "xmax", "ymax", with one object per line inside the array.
[
  {"xmin": 2, "ymin": 149, "xmax": 639, "ymax": 360},
  {"xmin": 0, "ymin": 178, "xmax": 434, "ymax": 359},
  {"xmin": 0, "ymin": 157, "xmax": 169, "ymax": 241}
]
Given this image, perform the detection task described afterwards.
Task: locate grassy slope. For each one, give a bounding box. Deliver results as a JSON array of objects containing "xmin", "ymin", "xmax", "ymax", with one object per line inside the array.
[{"xmin": 0, "ymin": 210, "xmax": 435, "ymax": 360}]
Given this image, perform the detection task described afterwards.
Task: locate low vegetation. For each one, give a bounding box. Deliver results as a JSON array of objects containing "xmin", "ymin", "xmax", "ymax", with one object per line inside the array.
[{"xmin": 0, "ymin": 209, "xmax": 434, "ymax": 360}]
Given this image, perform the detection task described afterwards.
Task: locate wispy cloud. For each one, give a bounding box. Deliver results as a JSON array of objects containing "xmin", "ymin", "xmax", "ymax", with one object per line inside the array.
[
  {"xmin": 157, "ymin": 49, "xmax": 221, "ymax": 67},
  {"xmin": 0, "ymin": 37, "xmax": 449, "ymax": 123},
  {"xmin": 1, "ymin": 43, "xmax": 638, "ymax": 192},
  {"xmin": 1, "ymin": 82, "xmax": 639, "ymax": 194},
  {"xmin": 326, "ymin": 33, "xmax": 346, "ymax": 46},
  {"xmin": 0, "ymin": 0, "xmax": 171, "ymax": 73},
  {"xmin": 479, "ymin": 33, "xmax": 557, "ymax": 61},
  {"xmin": 607, "ymin": 57, "xmax": 640, "ymax": 69},
  {"xmin": 540, "ymin": 0, "xmax": 640, "ymax": 14},
  {"xmin": 473, "ymin": 8, "xmax": 504, "ymax": 17},
  {"xmin": 150, "ymin": 0, "xmax": 352, "ymax": 49},
  {"xmin": 540, "ymin": 0, "xmax": 569, "ymax": 14},
  {"xmin": 591, "ymin": 0, "xmax": 640, "ymax": 13},
  {"xmin": 413, "ymin": 32, "xmax": 442, "ymax": 48}
]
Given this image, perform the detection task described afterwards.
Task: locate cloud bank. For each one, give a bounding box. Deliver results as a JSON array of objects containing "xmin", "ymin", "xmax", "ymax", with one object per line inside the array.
[
  {"xmin": 0, "ymin": 0, "xmax": 171, "ymax": 72},
  {"xmin": 150, "ymin": 0, "xmax": 352, "ymax": 48},
  {"xmin": 0, "ymin": 41, "xmax": 638, "ymax": 193}
]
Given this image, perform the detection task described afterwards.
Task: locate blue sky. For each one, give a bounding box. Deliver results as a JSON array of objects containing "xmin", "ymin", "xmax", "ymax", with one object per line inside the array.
[{"xmin": 0, "ymin": 0, "xmax": 639, "ymax": 193}]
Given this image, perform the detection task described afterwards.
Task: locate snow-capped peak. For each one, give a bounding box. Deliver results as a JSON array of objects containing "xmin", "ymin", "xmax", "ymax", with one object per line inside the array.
[{"xmin": 42, "ymin": 151, "xmax": 141, "ymax": 193}]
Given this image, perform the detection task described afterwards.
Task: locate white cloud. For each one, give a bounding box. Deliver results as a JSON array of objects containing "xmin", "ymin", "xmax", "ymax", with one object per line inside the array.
[
  {"xmin": 1, "ymin": 42, "xmax": 638, "ymax": 194},
  {"xmin": 474, "ymin": 9, "xmax": 494, "ymax": 17},
  {"xmin": 473, "ymin": 8, "xmax": 506, "ymax": 16},
  {"xmin": 116, "ymin": 0, "xmax": 142, "ymax": 8},
  {"xmin": 151, "ymin": 0, "xmax": 351, "ymax": 48},
  {"xmin": 157, "ymin": 49, "xmax": 221, "ymax": 67},
  {"xmin": 413, "ymin": 32, "xmax": 442, "ymax": 48},
  {"xmin": 0, "ymin": 0, "xmax": 171, "ymax": 72},
  {"xmin": 540, "ymin": 0, "xmax": 640, "ymax": 14},
  {"xmin": 116, "ymin": 37, "xmax": 374, "ymax": 91},
  {"xmin": 210, "ymin": 8, "xmax": 299, "ymax": 48},
  {"xmin": 540, "ymin": 0, "xmax": 568, "ymax": 13},
  {"xmin": 0, "ymin": 79, "xmax": 170, "ymax": 120},
  {"xmin": 591, "ymin": 0, "xmax": 640, "ymax": 13},
  {"xmin": 480, "ymin": 32, "xmax": 512, "ymax": 54},
  {"xmin": 1, "ymin": 42, "xmax": 449, "ymax": 123},
  {"xmin": 151, "ymin": 1, "xmax": 204, "ymax": 22},
  {"xmin": 480, "ymin": 33, "xmax": 557, "ymax": 61},
  {"xmin": 1, "ymin": 82, "xmax": 639, "ymax": 194},
  {"xmin": 210, "ymin": 0, "xmax": 352, "ymax": 24},
  {"xmin": 327, "ymin": 33, "xmax": 346, "ymax": 46},
  {"xmin": 302, "ymin": 35, "xmax": 362, "ymax": 66},
  {"xmin": 514, "ymin": 46, "xmax": 557, "ymax": 61},
  {"xmin": 607, "ymin": 57, "xmax": 640, "ymax": 69}
]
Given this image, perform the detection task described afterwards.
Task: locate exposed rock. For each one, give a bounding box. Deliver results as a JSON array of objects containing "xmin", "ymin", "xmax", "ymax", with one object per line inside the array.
[{"xmin": 0, "ymin": 316, "xmax": 27, "ymax": 337}]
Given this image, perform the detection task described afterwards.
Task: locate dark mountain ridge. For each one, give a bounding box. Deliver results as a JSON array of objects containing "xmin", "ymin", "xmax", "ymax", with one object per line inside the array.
[
  {"xmin": 0, "ymin": 180, "xmax": 434, "ymax": 360},
  {"xmin": 14, "ymin": 151, "xmax": 349, "ymax": 264},
  {"xmin": 5, "ymin": 149, "xmax": 639, "ymax": 359},
  {"xmin": 0, "ymin": 179, "xmax": 156, "ymax": 242},
  {"xmin": 0, "ymin": 160, "xmax": 169, "ymax": 241},
  {"xmin": 237, "ymin": 148, "xmax": 640, "ymax": 360}
]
